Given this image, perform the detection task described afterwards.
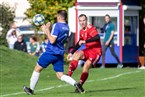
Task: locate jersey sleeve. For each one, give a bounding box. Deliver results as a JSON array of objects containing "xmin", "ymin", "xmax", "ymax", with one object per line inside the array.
[
  {"xmin": 89, "ymin": 28, "xmax": 98, "ymax": 37},
  {"xmin": 51, "ymin": 23, "xmax": 59, "ymax": 37},
  {"xmin": 111, "ymin": 23, "xmax": 115, "ymax": 32}
]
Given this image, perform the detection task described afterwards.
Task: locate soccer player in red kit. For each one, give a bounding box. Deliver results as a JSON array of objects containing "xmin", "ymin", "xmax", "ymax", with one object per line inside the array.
[{"xmin": 67, "ymin": 14, "xmax": 102, "ymax": 92}]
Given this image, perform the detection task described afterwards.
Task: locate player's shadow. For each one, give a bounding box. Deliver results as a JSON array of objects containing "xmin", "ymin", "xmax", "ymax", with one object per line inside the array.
[{"xmin": 87, "ymin": 87, "xmax": 136, "ymax": 93}]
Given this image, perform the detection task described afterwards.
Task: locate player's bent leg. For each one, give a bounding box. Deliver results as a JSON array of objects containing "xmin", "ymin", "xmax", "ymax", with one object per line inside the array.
[
  {"xmin": 92, "ymin": 53, "xmax": 101, "ymax": 68},
  {"xmin": 67, "ymin": 51, "xmax": 85, "ymax": 76},
  {"xmin": 23, "ymin": 63, "xmax": 43, "ymax": 95},
  {"xmin": 34, "ymin": 63, "xmax": 44, "ymax": 72},
  {"xmin": 73, "ymin": 60, "xmax": 91, "ymax": 93},
  {"xmin": 30, "ymin": 64, "xmax": 43, "ymax": 90},
  {"xmin": 56, "ymin": 72, "xmax": 85, "ymax": 93},
  {"xmin": 68, "ymin": 60, "xmax": 78, "ymax": 76},
  {"xmin": 80, "ymin": 60, "xmax": 91, "ymax": 85},
  {"xmin": 57, "ymin": 72, "xmax": 76, "ymax": 86}
]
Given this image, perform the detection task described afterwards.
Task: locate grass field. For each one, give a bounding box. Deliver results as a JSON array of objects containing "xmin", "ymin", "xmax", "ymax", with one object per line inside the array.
[{"xmin": 0, "ymin": 46, "xmax": 145, "ymax": 97}]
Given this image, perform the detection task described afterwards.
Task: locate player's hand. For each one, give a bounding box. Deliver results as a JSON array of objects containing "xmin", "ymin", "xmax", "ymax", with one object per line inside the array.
[
  {"xmin": 41, "ymin": 24, "xmax": 50, "ymax": 35},
  {"xmin": 79, "ymin": 40, "xmax": 86, "ymax": 45},
  {"xmin": 41, "ymin": 24, "xmax": 47, "ymax": 32},
  {"xmin": 105, "ymin": 41, "xmax": 110, "ymax": 46},
  {"xmin": 46, "ymin": 22, "xmax": 51, "ymax": 29},
  {"xmin": 67, "ymin": 53, "xmax": 73, "ymax": 61}
]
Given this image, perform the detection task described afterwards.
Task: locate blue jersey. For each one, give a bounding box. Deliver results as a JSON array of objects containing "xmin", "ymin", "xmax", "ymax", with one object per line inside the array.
[{"xmin": 45, "ymin": 22, "xmax": 69, "ymax": 55}]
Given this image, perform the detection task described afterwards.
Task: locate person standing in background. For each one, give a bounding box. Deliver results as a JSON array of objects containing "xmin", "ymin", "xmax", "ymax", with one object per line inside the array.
[
  {"xmin": 139, "ymin": 16, "xmax": 145, "ymax": 69},
  {"xmin": 14, "ymin": 35, "xmax": 27, "ymax": 52},
  {"xmin": 28, "ymin": 36, "xmax": 40, "ymax": 56},
  {"xmin": 6, "ymin": 22, "xmax": 20, "ymax": 49},
  {"xmin": 40, "ymin": 36, "xmax": 48, "ymax": 53},
  {"xmin": 6, "ymin": 26, "xmax": 17, "ymax": 49},
  {"xmin": 143, "ymin": 17, "xmax": 145, "ymax": 64},
  {"xmin": 101, "ymin": 14, "xmax": 123, "ymax": 68}
]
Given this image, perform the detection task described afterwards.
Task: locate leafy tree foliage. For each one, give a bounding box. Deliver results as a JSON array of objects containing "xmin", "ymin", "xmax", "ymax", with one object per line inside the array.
[
  {"xmin": 25, "ymin": 0, "xmax": 75, "ymax": 25},
  {"xmin": 24, "ymin": 0, "xmax": 75, "ymax": 43},
  {"xmin": 0, "ymin": 3, "xmax": 15, "ymax": 46}
]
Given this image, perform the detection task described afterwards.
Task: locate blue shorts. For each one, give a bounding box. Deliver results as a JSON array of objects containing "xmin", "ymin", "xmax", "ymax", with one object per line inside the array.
[{"xmin": 37, "ymin": 52, "xmax": 64, "ymax": 72}]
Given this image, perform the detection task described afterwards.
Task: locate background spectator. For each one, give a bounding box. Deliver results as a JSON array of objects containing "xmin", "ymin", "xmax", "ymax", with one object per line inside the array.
[
  {"xmin": 139, "ymin": 17, "xmax": 145, "ymax": 69},
  {"xmin": 6, "ymin": 28, "xmax": 17, "ymax": 49},
  {"xmin": 14, "ymin": 35, "xmax": 27, "ymax": 52},
  {"xmin": 6, "ymin": 22, "xmax": 20, "ymax": 49},
  {"xmin": 40, "ymin": 36, "xmax": 48, "ymax": 54},
  {"xmin": 144, "ymin": 42, "xmax": 145, "ymax": 57},
  {"xmin": 101, "ymin": 14, "xmax": 123, "ymax": 68},
  {"xmin": 28, "ymin": 36, "xmax": 40, "ymax": 56}
]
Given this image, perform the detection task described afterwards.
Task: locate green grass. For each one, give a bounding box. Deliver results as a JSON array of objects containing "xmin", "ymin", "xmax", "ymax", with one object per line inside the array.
[{"xmin": 0, "ymin": 46, "xmax": 145, "ymax": 97}]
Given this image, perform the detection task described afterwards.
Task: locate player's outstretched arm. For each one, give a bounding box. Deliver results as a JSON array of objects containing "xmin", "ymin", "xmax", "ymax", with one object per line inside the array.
[{"xmin": 70, "ymin": 41, "xmax": 81, "ymax": 54}]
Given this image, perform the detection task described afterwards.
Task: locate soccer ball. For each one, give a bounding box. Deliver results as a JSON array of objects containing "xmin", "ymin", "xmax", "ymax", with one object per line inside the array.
[{"xmin": 33, "ymin": 14, "xmax": 45, "ymax": 26}]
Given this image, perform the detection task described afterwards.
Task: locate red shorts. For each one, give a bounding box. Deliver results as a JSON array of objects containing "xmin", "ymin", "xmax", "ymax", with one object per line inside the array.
[{"xmin": 82, "ymin": 48, "xmax": 102, "ymax": 65}]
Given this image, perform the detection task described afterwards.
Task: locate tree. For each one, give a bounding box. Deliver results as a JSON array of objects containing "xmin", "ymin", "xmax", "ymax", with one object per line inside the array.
[
  {"xmin": 25, "ymin": 0, "xmax": 145, "ymax": 56},
  {"xmin": 24, "ymin": 0, "xmax": 75, "ymax": 43},
  {"xmin": 25, "ymin": 0, "xmax": 75, "ymax": 25},
  {"xmin": 0, "ymin": 3, "xmax": 15, "ymax": 46}
]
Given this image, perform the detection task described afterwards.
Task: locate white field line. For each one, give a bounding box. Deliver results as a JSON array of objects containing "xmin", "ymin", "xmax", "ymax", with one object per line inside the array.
[{"xmin": 0, "ymin": 70, "xmax": 141, "ymax": 97}]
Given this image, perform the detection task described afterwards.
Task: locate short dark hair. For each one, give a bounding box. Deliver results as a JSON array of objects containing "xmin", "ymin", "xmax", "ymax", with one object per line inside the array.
[
  {"xmin": 31, "ymin": 36, "xmax": 37, "ymax": 42},
  {"xmin": 105, "ymin": 14, "xmax": 111, "ymax": 18},
  {"xmin": 79, "ymin": 14, "xmax": 88, "ymax": 20},
  {"xmin": 57, "ymin": 10, "xmax": 67, "ymax": 20}
]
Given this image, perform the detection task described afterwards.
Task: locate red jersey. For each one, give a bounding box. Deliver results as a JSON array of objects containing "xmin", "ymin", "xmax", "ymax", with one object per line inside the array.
[{"xmin": 80, "ymin": 24, "xmax": 102, "ymax": 50}]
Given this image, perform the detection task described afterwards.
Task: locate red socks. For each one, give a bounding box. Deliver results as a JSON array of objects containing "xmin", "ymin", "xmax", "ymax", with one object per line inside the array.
[
  {"xmin": 67, "ymin": 60, "xmax": 78, "ymax": 76},
  {"xmin": 67, "ymin": 60, "xmax": 89, "ymax": 85},
  {"xmin": 80, "ymin": 72, "xmax": 88, "ymax": 85}
]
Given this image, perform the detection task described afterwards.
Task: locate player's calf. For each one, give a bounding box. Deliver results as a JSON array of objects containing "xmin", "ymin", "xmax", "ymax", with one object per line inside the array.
[{"xmin": 67, "ymin": 60, "xmax": 78, "ymax": 76}]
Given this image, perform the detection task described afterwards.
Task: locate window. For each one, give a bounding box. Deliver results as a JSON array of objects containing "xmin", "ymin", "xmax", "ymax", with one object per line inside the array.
[
  {"xmin": 89, "ymin": 16, "xmax": 117, "ymax": 33},
  {"xmin": 89, "ymin": 16, "xmax": 118, "ymax": 44},
  {"xmin": 124, "ymin": 16, "xmax": 137, "ymax": 45}
]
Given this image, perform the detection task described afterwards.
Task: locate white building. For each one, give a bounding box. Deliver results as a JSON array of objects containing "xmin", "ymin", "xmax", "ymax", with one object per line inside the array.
[
  {"xmin": 68, "ymin": 0, "xmax": 141, "ymax": 64},
  {"xmin": 0, "ymin": 0, "xmax": 31, "ymax": 26}
]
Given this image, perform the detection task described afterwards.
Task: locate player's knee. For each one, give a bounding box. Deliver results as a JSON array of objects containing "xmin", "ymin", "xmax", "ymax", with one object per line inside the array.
[
  {"xmin": 56, "ymin": 72, "xmax": 63, "ymax": 80},
  {"xmin": 73, "ymin": 52, "xmax": 83, "ymax": 60},
  {"xmin": 56, "ymin": 75, "xmax": 61, "ymax": 80},
  {"xmin": 34, "ymin": 64, "xmax": 43, "ymax": 72},
  {"xmin": 82, "ymin": 68, "xmax": 89, "ymax": 73},
  {"xmin": 83, "ymin": 61, "xmax": 92, "ymax": 71},
  {"xmin": 73, "ymin": 53, "xmax": 80, "ymax": 60}
]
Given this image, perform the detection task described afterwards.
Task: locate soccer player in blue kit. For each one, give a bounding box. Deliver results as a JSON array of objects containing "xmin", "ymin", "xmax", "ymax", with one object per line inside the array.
[{"xmin": 23, "ymin": 10, "xmax": 84, "ymax": 95}]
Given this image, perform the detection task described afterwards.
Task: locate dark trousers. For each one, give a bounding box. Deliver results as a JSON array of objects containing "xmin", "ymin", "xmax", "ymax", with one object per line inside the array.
[{"xmin": 102, "ymin": 42, "xmax": 120, "ymax": 66}]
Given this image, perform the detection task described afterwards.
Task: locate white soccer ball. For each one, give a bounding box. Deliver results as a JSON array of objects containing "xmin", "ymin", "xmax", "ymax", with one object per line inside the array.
[{"xmin": 33, "ymin": 14, "xmax": 45, "ymax": 26}]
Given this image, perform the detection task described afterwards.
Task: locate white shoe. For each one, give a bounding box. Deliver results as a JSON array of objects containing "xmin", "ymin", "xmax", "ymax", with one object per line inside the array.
[
  {"xmin": 138, "ymin": 66, "xmax": 145, "ymax": 69},
  {"xmin": 100, "ymin": 65, "xmax": 105, "ymax": 68},
  {"xmin": 117, "ymin": 64, "xmax": 123, "ymax": 68}
]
